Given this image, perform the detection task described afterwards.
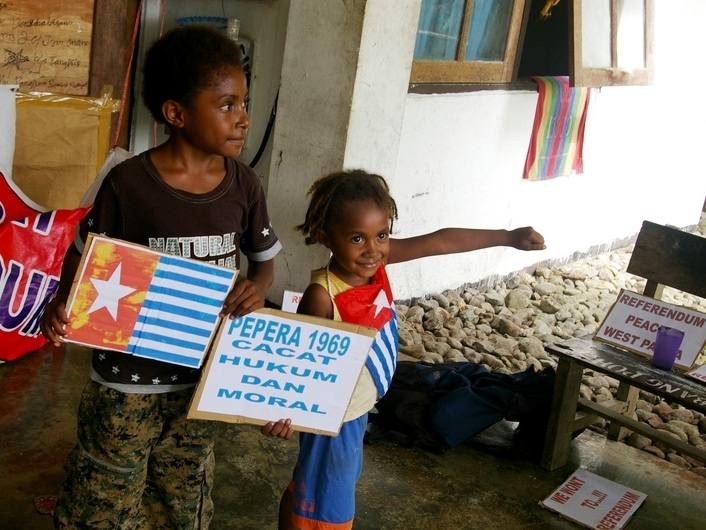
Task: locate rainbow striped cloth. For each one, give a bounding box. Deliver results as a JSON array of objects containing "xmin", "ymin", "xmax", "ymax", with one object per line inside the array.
[{"xmin": 524, "ymin": 76, "xmax": 590, "ymax": 180}]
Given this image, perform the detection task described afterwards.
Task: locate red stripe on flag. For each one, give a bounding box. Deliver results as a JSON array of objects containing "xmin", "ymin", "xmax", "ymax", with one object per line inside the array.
[{"xmin": 67, "ymin": 239, "xmax": 158, "ymax": 351}]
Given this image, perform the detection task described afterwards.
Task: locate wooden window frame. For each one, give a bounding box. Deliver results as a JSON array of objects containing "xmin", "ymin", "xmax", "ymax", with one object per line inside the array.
[
  {"xmin": 570, "ymin": 0, "xmax": 654, "ymax": 87},
  {"xmin": 410, "ymin": 0, "xmax": 654, "ymax": 89},
  {"xmin": 410, "ymin": 0, "xmax": 527, "ymax": 84}
]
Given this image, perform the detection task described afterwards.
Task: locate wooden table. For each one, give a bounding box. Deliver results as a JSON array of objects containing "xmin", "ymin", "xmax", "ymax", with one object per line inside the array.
[{"xmin": 541, "ymin": 335, "xmax": 706, "ymax": 471}]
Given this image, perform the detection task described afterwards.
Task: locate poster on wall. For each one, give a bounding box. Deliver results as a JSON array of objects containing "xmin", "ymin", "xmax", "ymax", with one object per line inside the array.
[{"xmin": 0, "ymin": 0, "xmax": 94, "ymax": 94}]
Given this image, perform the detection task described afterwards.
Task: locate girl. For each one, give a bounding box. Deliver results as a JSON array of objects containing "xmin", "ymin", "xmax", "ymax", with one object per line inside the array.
[
  {"xmin": 41, "ymin": 26, "xmax": 282, "ymax": 529},
  {"xmin": 266, "ymin": 169, "xmax": 545, "ymax": 529}
]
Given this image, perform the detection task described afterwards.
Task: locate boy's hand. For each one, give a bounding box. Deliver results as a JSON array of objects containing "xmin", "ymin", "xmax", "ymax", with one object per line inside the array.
[
  {"xmin": 509, "ymin": 226, "xmax": 546, "ymax": 251},
  {"xmin": 221, "ymin": 279, "xmax": 265, "ymax": 319},
  {"xmin": 40, "ymin": 298, "xmax": 70, "ymax": 347},
  {"xmin": 261, "ymin": 419, "xmax": 294, "ymax": 440}
]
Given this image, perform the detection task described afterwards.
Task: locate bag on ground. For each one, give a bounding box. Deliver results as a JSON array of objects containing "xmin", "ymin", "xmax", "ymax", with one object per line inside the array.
[{"xmin": 366, "ymin": 361, "xmax": 556, "ymax": 454}]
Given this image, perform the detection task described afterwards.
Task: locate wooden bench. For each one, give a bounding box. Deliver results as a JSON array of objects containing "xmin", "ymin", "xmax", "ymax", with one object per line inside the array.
[{"xmin": 540, "ymin": 220, "xmax": 706, "ymax": 471}]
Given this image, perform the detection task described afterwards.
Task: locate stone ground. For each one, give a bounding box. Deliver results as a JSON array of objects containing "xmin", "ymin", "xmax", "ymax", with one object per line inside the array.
[{"xmin": 393, "ymin": 216, "xmax": 706, "ymax": 475}]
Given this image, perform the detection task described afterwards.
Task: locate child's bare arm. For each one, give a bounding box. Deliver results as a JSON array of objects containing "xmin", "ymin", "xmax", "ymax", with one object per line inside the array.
[
  {"xmin": 40, "ymin": 245, "xmax": 82, "ymax": 346},
  {"xmin": 220, "ymin": 258, "xmax": 275, "ymax": 319},
  {"xmin": 296, "ymin": 283, "xmax": 334, "ymax": 319},
  {"xmin": 388, "ymin": 226, "xmax": 545, "ymax": 264}
]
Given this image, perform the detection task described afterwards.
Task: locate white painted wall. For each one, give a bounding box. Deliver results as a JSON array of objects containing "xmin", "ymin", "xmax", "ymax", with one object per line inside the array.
[
  {"xmin": 265, "ymin": 0, "xmax": 367, "ymax": 295},
  {"xmin": 381, "ymin": 0, "xmax": 706, "ymax": 299}
]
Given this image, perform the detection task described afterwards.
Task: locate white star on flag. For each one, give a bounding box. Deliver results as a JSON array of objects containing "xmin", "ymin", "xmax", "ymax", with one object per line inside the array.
[
  {"xmin": 88, "ymin": 263, "xmax": 137, "ymax": 320},
  {"xmin": 371, "ymin": 289, "xmax": 388, "ymax": 318}
]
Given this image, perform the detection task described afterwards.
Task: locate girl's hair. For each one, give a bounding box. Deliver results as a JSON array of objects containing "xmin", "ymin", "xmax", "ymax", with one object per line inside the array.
[
  {"xmin": 142, "ymin": 26, "xmax": 244, "ymax": 124},
  {"xmin": 297, "ymin": 169, "xmax": 398, "ymax": 246}
]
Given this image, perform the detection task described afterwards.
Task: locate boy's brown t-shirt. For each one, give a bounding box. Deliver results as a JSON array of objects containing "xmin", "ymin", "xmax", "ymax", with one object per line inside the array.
[{"xmin": 77, "ymin": 151, "xmax": 281, "ymax": 389}]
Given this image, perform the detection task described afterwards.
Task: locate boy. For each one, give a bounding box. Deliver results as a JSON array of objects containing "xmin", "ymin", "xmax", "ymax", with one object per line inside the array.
[{"xmin": 41, "ymin": 26, "xmax": 281, "ymax": 528}]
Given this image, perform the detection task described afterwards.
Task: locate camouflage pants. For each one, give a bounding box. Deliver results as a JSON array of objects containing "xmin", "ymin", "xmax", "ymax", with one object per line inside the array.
[{"xmin": 54, "ymin": 381, "xmax": 219, "ymax": 529}]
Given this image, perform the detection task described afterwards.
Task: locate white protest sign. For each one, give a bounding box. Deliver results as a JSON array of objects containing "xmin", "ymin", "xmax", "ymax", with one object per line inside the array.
[
  {"xmin": 540, "ymin": 469, "xmax": 646, "ymax": 530},
  {"xmin": 281, "ymin": 290, "xmax": 303, "ymax": 313},
  {"xmin": 188, "ymin": 308, "xmax": 377, "ymax": 435},
  {"xmin": 595, "ymin": 289, "xmax": 706, "ymax": 369}
]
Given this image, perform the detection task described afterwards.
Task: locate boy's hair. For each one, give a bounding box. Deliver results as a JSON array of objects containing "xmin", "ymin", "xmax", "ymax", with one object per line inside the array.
[
  {"xmin": 297, "ymin": 169, "xmax": 398, "ymax": 246},
  {"xmin": 142, "ymin": 26, "xmax": 244, "ymax": 124}
]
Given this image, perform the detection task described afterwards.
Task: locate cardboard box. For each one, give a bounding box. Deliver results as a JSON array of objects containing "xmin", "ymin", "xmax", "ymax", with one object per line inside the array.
[{"xmin": 12, "ymin": 88, "xmax": 120, "ymax": 210}]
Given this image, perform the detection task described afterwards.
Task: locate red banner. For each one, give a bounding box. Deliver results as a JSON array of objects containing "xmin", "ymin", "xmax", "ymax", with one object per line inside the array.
[{"xmin": 0, "ymin": 172, "xmax": 90, "ymax": 361}]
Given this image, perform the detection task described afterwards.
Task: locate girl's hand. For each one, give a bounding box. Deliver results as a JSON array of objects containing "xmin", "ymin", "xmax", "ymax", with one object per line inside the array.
[
  {"xmin": 261, "ymin": 419, "xmax": 294, "ymax": 440},
  {"xmin": 40, "ymin": 298, "xmax": 70, "ymax": 347},
  {"xmin": 509, "ymin": 226, "xmax": 546, "ymax": 251},
  {"xmin": 220, "ymin": 279, "xmax": 265, "ymax": 319}
]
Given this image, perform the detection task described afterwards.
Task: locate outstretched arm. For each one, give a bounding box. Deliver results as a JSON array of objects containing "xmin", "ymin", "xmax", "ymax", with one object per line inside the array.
[{"xmin": 388, "ymin": 226, "xmax": 545, "ymax": 264}]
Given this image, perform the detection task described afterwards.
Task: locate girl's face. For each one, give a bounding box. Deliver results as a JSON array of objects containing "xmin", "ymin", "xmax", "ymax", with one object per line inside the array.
[
  {"xmin": 180, "ymin": 66, "xmax": 250, "ymax": 158},
  {"xmin": 324, "ymin": 199, "xmax": 391, "ymax": 286}
]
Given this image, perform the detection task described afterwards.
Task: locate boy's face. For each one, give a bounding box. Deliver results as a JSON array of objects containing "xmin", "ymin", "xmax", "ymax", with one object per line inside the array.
[
  {"xmin": 180, "ymin": 66, "xmax": 250, "ymax": 158},
  {"xmin": 324, "ymin": 199, "xmax": 390, "ymax": 286}
]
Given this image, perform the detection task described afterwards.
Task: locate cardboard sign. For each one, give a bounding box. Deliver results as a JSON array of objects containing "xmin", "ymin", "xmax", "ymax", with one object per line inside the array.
[
  {"xmin": 281, "ymin": 290, "xmax": 303, "ymax": 313},
  {"xmin": 188, "ymin": 308, "xmax": 377, "ymax": 436},
  {"xmin": 595, "ymin": 289, "xmax": 706, "ymax": 369},
  {"xmin": 540, "ymin": 469, "xmax": 646, "ymax": 529},
  {"xmin": 64, "ymin": 234, "xmax": 238, "ymax": 368}
]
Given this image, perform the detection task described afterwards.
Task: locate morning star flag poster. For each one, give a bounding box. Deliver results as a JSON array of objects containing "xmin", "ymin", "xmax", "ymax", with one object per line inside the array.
[{"xmin": 64, "ymin": 234, "xmax": 238, "ymax": 368}]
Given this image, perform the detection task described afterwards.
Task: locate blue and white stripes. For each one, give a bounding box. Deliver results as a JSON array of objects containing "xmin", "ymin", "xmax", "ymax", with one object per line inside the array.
[
  {"xmin": 128, "ymin": 255, "xmax": 236, "ymax": 367},
  {"xmin": 365, "ymin": 306, "xmax": 399, "ymax": 397}
]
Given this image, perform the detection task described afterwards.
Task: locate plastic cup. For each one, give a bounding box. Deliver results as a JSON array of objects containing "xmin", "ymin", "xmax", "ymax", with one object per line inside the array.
[{"xmin": 652, "ymin": 326, "xmax": 684, "ymax": 370}]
